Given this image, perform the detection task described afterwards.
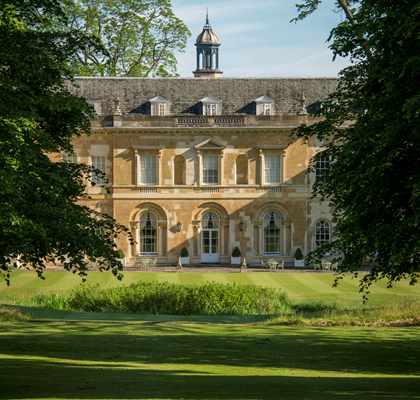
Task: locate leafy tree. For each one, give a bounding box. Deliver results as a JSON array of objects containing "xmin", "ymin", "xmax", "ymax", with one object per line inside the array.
[
  {"xmin": 292, "ymin": 0, "xmax": 420, "ymax": 293},
  {"xmin": 65, "ymin": 0, "xmax": 190, "ymax": 76},
  {"xmin": 0, "ymin": 0, "xmax": 129, "ymax": 283}
]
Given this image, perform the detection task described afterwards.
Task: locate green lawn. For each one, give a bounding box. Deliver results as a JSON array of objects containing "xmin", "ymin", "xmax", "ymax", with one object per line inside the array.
[
  {"xmin": 1, "ymin": 271, "xmax": 420, "ymax": 399},
  {"xmin": 1, "ymin": 315, "xmax": 420, "ymax": 399},
  {"xmin": 2, "ymin": 270, "xmax": 420, "ymax": 307}
]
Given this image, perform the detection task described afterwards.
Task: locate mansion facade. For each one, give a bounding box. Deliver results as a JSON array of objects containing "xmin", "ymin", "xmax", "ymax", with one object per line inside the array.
[{"xmin": 64, "ymin": 17, "xmax": 336, "ymax": 267}]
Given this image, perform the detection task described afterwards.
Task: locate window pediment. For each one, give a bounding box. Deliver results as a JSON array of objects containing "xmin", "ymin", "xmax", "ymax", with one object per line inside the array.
[
  {"xmin": 195, "ymin": 138, "xmax": 225, "ymax": 150},
  {"xmin": 200, "ymin": 96, "xmax": 221, "ymax": 104},
  {"xmin": 254, "ymin": 96, "xmax": 274, "ymax": 104},
  {"xmin": 149, "ymin": 96, "xmax": 170, "ymax": 103}
]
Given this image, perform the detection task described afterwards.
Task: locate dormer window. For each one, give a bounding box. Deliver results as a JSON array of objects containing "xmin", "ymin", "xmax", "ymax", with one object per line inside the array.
[
  {"xmin": 205, "ymin": 103, "xmax": 217, "ymax": 116},
  {"xmin": 263, "ymin": 103, "xmax": 272, "ymax": 115},
  {"xmin": 149, "ymin": 96, "xmax": 170, "ymax": 116},
  {"xmin": 254, "ymin": 96, "xmax": 274, "ymax": 116},
  {"xmin": 200, "ymin": 97, "xmax": 221, "ymax": 116}
]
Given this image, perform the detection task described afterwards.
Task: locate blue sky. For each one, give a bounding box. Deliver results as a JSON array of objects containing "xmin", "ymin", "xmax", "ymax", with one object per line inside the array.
[{"xmin": 172, "ymin": 0, "xmax": 350, "ymax": 77}]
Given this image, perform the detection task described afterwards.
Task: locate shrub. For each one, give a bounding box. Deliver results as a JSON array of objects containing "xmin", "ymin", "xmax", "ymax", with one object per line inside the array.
[
  {"xmin": 294, "ymin": 248, "xmax": 304, "ymax": 260},
  {"xmin": 231, "ymin": 247, "xmax": 241, "ymax": 257},
  {"xmin": 33, "ymin": 281, "xmax": 291, "ymax": 316},
  {"xmin": 180, "ymin": 247, "xmax": 189, "ymax": 257}
]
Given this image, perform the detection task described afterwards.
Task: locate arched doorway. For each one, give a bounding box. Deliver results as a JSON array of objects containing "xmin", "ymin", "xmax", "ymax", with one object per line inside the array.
[{"xmin": 201, "ymin": 212, "xmax": 220, "ymax": 263}]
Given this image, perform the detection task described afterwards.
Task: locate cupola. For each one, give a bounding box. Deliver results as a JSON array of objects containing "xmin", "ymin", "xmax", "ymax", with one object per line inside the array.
[{"xmin": 193, "ymin": 11, "xmax": 223, "ymax": 79}]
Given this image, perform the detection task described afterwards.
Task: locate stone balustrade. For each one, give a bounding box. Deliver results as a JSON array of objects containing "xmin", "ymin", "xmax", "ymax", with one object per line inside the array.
[{"xmin": 101, "ymin": 113, "xmax": 315, "ymax": 129}]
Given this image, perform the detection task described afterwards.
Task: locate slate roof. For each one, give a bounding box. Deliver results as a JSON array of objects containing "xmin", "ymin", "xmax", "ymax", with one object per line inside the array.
[{"xmin": 70, "ymin": 77, "xmax": 337, "ymax": 116}]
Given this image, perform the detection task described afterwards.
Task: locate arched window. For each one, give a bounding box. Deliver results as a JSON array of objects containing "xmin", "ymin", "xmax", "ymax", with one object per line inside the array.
[
  {"xmin": 264, "ymin": 211, "xmax": 282, "ymax": 254},
  {"xmin": 140, "ymin": 211, "xmax": 157, "ymax": 254},
  {"xmin": 315, "ymin": 220, "xmax": 331, "ymax": 248},
  {"xmin": 203, "ymin": 212, "xmax": 219, "ymax": 230},
  {"xmin": 236, "ymin": 155, "xmax": 248, "ymax": 184},
  {"xmin": 174, "ymin": 155, "xmax": 186, "ymax": 185}
]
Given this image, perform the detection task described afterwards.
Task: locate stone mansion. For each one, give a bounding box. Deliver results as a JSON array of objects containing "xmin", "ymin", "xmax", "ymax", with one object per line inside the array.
[{"xmin": 65, "ymin": 16, "xmax": 336, "ymax": 267}]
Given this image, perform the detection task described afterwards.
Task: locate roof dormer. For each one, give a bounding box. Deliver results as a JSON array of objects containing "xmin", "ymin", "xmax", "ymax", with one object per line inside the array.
[
  {"xmin": 253, "ymin": 96, "xmax": 274, "ymax": 116},
  {"xmin": 149, "ymin": 96, "xmax": 170, "ymax": 116},
  {"xmin": 200, "ymin": 96, "xmax": 222, "ymax": 116}
]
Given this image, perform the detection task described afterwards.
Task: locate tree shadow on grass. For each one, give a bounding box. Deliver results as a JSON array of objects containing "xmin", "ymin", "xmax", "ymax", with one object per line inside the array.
[
  {"xmin": 2, "ymin": 314, "xmax": 420, "ymax": 399},
  {"xmin": 1, "ymin": 328, "xmax": 420, "ymax": 376},
  {"xmin": 12, "ymin": 305, "xmax": 270, "ymax": 324},
  {"xmin": 1, "ymin": 359, "xmax": 419, "ymax": 400}
]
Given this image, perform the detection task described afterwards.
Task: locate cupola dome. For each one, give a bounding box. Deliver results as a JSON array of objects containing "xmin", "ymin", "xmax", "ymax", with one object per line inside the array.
[
  {"xmin": 196, "ymin": 13, "xmax": 221, "ymax": 45},
  {"xmin": 193, "ymin": 11, "xmax": 223, "ymax": 79}
]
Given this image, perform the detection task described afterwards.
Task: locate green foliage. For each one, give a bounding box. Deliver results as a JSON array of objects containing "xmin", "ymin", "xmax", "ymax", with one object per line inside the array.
[
  {"xmin": 293, "ymin": 0, "xmax": 420, "ymax": 292},
  {"xmin": 180, "ymin": 247, "xmax": 189, "ymax": 257},
  {"xmin": 294, "ymin": 248, "xmax": 304, "ymax": 260},
  {"xmin": 116, "ymin": 250, "xmax": 125, "ymax": 259},
  {"xmin": 64, "ymin": 0, "xmax": 191, "ymax": 76},
  {"xmin": 0, "ymin": 1, "xmax": 129, "ymax": 283},
  {"xmin": 231, "ymin": 247, "xmax": 241, "ymax": 257},
  {"xmin": 33, "ymin": 281, "xmax": 292, "ymax": 316}
]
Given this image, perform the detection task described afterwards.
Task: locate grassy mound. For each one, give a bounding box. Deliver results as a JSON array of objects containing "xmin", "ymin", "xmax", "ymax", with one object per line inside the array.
[
  {"xmin": 0, "ymin": 306, "xmax": 30, "ymax": 321},
  {"xmin": 33, "ymin": 281, "xmax": 291, "ymax": 316}
]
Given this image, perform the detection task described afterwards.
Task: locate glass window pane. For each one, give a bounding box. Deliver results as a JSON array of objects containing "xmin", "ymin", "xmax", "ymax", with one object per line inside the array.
[
  {"xmin": 263, "ymin": 104, "xmax": 272, "ymax": 115},
  {"xmin": 91, "ymin": 156, "xmax": 106, "ymax": 185},
  {"xmin": 203, "ymin": 154, "xmax": 219, "ymax": 185},
  {"xmin": 264, "ymin": 212, "xmax": 281, "ymax": 254},
  {"xmin": 265, "ymin": 154, "xmax": 281, "ymax": 184},
  {"xmin": 315, "ymin": 153, "xmax": 330, "ymax": 182},
  {"xmin": 140, "ymin": 212, "xmax": 157, "ymax": 254},
  {"xmin": 315, "ymin": 220, "xmax": 331, "ymax": 248},
  {"xmin": 139, "ymin": 153, "xmax": 157, "ymax": 185},
  {"xmin": 205, "ymin": 103, "xmax": 217, "ymax": 116},
  {"xmin": 158, "ymin": 103, "xmax": 165, "ymax": 116}
]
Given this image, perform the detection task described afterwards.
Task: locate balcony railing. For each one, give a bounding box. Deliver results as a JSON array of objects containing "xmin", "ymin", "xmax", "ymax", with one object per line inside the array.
[
  {"xmin": 104, "ymin": 113, "xmax": 315, "ymax": 129},
  {"xmin": 137, "ymin": 186, "xmax": 158, "ymax": 193},
  {"xmin": 176, "ymin": 116, "xmax": 208, "ymax": 127}
]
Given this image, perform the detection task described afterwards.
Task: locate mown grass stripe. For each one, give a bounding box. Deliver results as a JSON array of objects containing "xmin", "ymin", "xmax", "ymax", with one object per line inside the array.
[{"xmin": 2, "ymin": 271, "xmax": 420, "ymax": 309}]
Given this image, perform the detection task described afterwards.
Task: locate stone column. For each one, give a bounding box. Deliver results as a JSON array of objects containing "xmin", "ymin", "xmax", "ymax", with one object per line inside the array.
[
  {"xmin": 286, "ymin": 221, "xmax": 292, "ymax": 256},
  {"xmin": 222, "ymin": 220, "xmax": 229, "ymax": 256},
  {"xmin": 197, "ymin": 150, "xmax": 202, "ymax": 186},
  {"xmin": 219, "ymin": 150, "xmax": 224, "ymax": 186},
  {"xmin": 193, "ymin": 223, "xmax": 199, "ymax": 257},
  {"xmin": 254, "ymin": 222, "xmax": 261, "ymax": 256},
  {"xmin": 157, "ymin": 150, "xmax": 162, "ymax": 186},
  {"xmin": 281, "ymin": 149, "xmax": 286, "ymax": 184},
  {"xmin": 134, "ymin": 149, "xmax": 139, "ymax": 186},
  {"xmin": 129, "ymin": 222, "xmax": 137, "ymax": 257},
  {"xmin": 259, "ymin": 149, "xmax": 265, "ymax": 186},
  {"xmin": 131, "ymin": 221, "xmax": 140, "ymax": 256}
]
